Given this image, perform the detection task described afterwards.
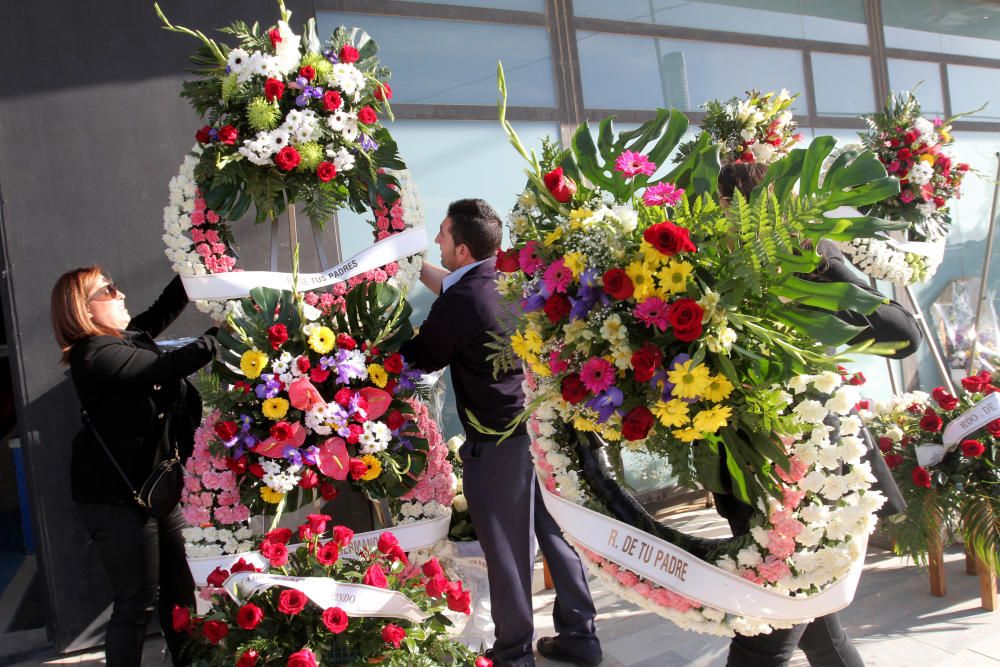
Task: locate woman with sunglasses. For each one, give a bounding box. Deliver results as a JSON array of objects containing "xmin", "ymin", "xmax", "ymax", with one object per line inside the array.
[{"xmin": 51, "ymin": 268, "xmax": 217, "ymax": 666}]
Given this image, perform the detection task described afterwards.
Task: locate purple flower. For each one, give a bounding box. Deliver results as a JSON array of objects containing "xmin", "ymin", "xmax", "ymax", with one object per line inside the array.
[
  {"xmin": 585, "ymin": 386, "xmax": 624, "ymax": 423},
  {"xmin": 300, "ymin": 446, "xmax": 320, "ymax": 466},
  {"xmin": 324, "ymin": 49, "xmax": 339, "ymax": 64},
  {"xmin": 208, "ymin": 128, "xmax": 220, "ymax": 142},
  {"xmin": 285, "ymin": 447, "xmax": 303, "ymax": 466},
  {"xmin": 326, "ymin": 403, "xmax": 352, "ymax": 438},
  {"xmin": 397, "ymin": 368, "xmax": 420, "ymax": 392},
  {"xmin": 319, "ymin": 355, "xmax": 336, "ymax": 370},
  {"xmin": 255, "ymin": 374, "xmax": 281, "ymax": 399},
  {"xmin": 348, "ymin": 392, "xmax": 368, "ymax": 420},
  {"xmin": 360, "ymin": 134, "xmax": 379, "ymax": 152},
  {"xmin": 334, "ymin": 349, "xmax": 367, "ymax": 384},
  {"xmin": 522, "ymin": 292, "xmax": 546, "ymax": 312}
]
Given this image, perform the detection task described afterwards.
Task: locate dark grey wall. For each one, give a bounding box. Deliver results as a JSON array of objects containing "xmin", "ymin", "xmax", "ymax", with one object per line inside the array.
[{"xmin": 0, "ymin": 0, "xmax": 313, "ymax": 650}]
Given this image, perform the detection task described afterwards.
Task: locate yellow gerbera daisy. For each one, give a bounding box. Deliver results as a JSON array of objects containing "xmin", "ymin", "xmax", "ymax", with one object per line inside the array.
[
  {"xmin": 240, "ymin": 349, "xmax": 269, "ymax": 379},
  {"xmin": 262, "ymin": 397, "xmax": 289, "ymax": 420},
  {"xmin": 692, "ymin": 405, "xmax": 732, "ymax": 434},
  {"xmin": 703, "ymin": 373, "xmax": 735, "ymax": 402},
  {"xmin": 261, "ymin": 486, "xmax": 285, "ymax": 504},
  {"xmin": 360, "ymin": 455, "xmax": 382, "ymax": 481},
  {"xmin": 667, "ymin": 360, "xmax": 712, "ymax": 399},
  {"xmin": 367, "ymin": 364, "xmax": 388, "ymax": 388},
  {"xmin": 573, "ymin": 415, "xmax": 598, "ymax": 432},
  {"xmin": 308, "ymin": 326, "xmax": 336, "ymax": 354},
  {"xmin": 657, "ymin": 260, "xmax": 694, "ymax": 295},
  {"xmin": 652, "ymin": 399, "xmax": 691, "ymax": 427},
  {"xmin": 672, "ymin": 427, "xmax": 704, "ymax": 442}
]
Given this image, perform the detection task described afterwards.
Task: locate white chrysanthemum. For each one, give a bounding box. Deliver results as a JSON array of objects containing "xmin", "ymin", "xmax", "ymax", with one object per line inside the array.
[
  {"xmin": 907, "ymin": 161, "xmax": 934, "ymax": 186},
  {"xmin": 227, "ymin": 48, "xmax": 252, "ymax": 80},
  {"xmin": 359, "ymin": 420, "xmax": 392, "ymax": 454},
  {"xmin": 239, "ymin": 133, "xmax": 274, "ymax": 165},
  {"xmin": 812, "ymin": 371, "xmax": 842, "ymax": 394},
  {"xmin": 788, "ymin": 375, "xmax": 812, "ymax": 394},
  {"xmin": 305, "ymin": 404, "xmax": 332, "ymax": 435},
  {"xmin": 329, "ymin": 63, "xmax": 366, "ymax": 96},
  {"xmin": 793, "ymin": 400, "xmax": 828, "ymax": 424},
  {"xmin": 282, "ymin": 109, "xmax": 320, "ymax": 144},
  {"xmin": 330, "ymin": 147, "xmax": 356, "ymax": 173},
  {"xmin": 341, "ymin": 120, "xmax": 360, "ymax": 143}
]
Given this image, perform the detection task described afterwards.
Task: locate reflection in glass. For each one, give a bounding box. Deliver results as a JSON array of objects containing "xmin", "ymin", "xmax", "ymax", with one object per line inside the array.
[
  {"xmin": 316, "ymin": 13, "xmax": 555, "ymax": 106},
  {"xmin": 948, "ymin": 64, "xmax": 1000, "ymax": 121},
  {"xmin": 392, "ymin": 0, "xmax": 544, "ymax": 10},
  {"xmin": 887, "ymin": 59, "xmax": 945, "ymax": 116},
  {"xmin": 811, "ymin": 53, "xmax": 874, "ymax": 116},
  {"xmin": 882, "ymin": 0, "xmax": 1000, "ymax": 58},
  {"xmin": 577, "ymin": 33, "xmax": 805, "ymax": 111},
  {"xmin": 572, "ymin": 0, "xmax": 867, "ymax": 44}
]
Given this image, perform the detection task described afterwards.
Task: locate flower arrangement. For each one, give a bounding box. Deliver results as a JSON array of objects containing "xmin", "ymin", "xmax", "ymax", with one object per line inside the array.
[
  {"xmin": 175, "ymin": 518, "xmax": 489, "ymax": 666},
  {"xmin": 839, "ymin": 90, "xmax": 973, "ymax": 285},
  {"xmin": 443, "ymin": 436, "xmax": 476, "ymax": 542},
  {"xmin": 395, "ymin": 398, "xmax": 457, "ymax": 525},
  {"xmin": 932, "ymin": 279, "xmax": 1000, "ymax": 376},
  {"xmin": 861, "ymin": 374, "xmax": 1000, "ymax": 574},
  {"xmin": 675, "ymin": 89, "xmax": 803, "ymax": 165},
  {"xmin": 491, "ymin": 65, "xmax": 902, "ymax": 634}
]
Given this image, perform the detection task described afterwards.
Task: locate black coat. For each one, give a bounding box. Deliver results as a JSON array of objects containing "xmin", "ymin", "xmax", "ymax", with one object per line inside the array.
[{"xmin": 68, "ymin": 276, "xmax": 217, "ymax": 504}]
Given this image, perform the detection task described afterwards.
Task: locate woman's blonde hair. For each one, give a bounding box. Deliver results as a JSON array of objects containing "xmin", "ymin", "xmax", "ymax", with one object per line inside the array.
[{"xmin": 51, "ymin": 265, "xmax": 122, "ymax": 364}]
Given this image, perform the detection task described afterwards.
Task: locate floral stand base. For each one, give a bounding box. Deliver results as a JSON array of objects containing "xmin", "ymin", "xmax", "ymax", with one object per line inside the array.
[{"xmin": 440, "ymin": 540, "xmax": 494, "ymax": 650}]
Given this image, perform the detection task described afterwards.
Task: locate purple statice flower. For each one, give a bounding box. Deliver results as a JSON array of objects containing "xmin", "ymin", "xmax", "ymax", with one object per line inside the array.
[
  {"xmin": 360, "ymin": 133, "xmax": 379, "ymax": 152},
  {"xmin": 324, "ymin": 49, "xmax": 339, "ymax": 64},
  {"xmin": 585, "ymin": 386, "xmax": 624, "ymax": 423},
  {"xmin": 334, "ymin": 348, "xmax": 367, "ymax": 384},
  {"xmin": 255, "ymin": 374, "xmax": 282, "ymax": 399}
]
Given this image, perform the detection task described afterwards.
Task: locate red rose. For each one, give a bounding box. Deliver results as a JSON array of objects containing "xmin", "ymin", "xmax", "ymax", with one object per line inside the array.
[
  {"xmin": 266, "ymin": 527, "xmax": 293, "ymax": 544},
  {"xmin": 933, "ymin": 196, "xmax": 946, "ymax": 208},
  {"xmin": 542, "ymin": 167, "xmax": 577, "ymax": 203},
  {"xmin": 237, "ymin": 603, "xmax": 264, "ymax": 630},
  {"xmin": 320, "ymin": 482, "xmax": 338, "ymax": 500},
  {"xmin": 988, "ymin": 419, "xmax": 1000, "ymax": 438},
  {"xmin": 322, "ymin": 90, "xmax": 343, "ymax": 111},
  {"xmin": 278, "ymin": 589, "xmax": 308, "ymax": 615},
  {"xmin": 322, "ymin": 607, "xmax": 349, "ymax": 634},
  {"xmin": 299, "ymin": 65, "xmax": 316, "ymax": 81},
  {"xmin": 384, "ymin": 353, "xmax": 404, "ymax": 374},
  {"xmin": 339, "ymin": 45, "xmax": 360, "ymax": 64},
  {"xmin": 316, "ymin": 540, "xmax": 340, "ymax": 566},
  {"xmin": 214, "ymin": 420, "xmax": 238, "ymax": 442},
  {"xmin": 270, "ymin": 421, "xmax": 293, "ymax": 442},
  {"xmin": 363, "ymin": 563, "xmax": 388, "ymax": 588},
  {"xmin": 358, "ymin": 106, "xmax": 378, "ymax": 125},
  {"xmin": 423, "ymin": 557, "xmax": 445, "ymax": 579},
  {"xmin": 382, "ymin": 623, "xmax": 406, "ymax": 648},
  {"xmin": 275, "ymin": 145, "xmax": 301, "ymax": 171},
  {"xmin": 425, "ymin": 573, "xmax": 448, "ymax": 597},
  {"xmin": 561, "ymin": 373, "xmax": 589, "ymax": 404},
  {"xmin": 631, "ymin": 343, "xmax": 663, "ymax": 383},
  {"xmin": 855, "ymin": 399, "xmax": 871, "ymax": 411},
  {"xmin": 304, "ymin": 513, "xmax": 329, "ymax": 535},
  {"xmin": 919, "ymin": 408, "xmax": 943, "ymax": 433},
  {"xmin": 201, "ymin": 620, "xmax": 229, "ymax": 644},
  {"xmin": 446, "ymin": 580, "xmax": 472, "ymax": 614},
  {"xmin": 264, "ymin": 77, "xmax": 285, "ymax": 102},
  {"xmin": 962, "ymin": 371, "xmax": 993, "ymax": 393},
  {"xmin": 287, "ymin": 648, "xmax": 318, "ymax": 667},
  {"xmin": 877, "ymin": 436, "xmax": 894, "ymax": 454},
  {"xmin": 237, "ymin": 650, "xmax": 259, "ymax": 667},
  {"xmin": 911, "ymin": 466, "xmax": 932, "ymax": 488},
  {"xmin": 268, "ymin": 27, "xmax": 282, "ymax": 47},
  {"xmin": 349, "ymin": 458, "xmax": 369, "ymax": 480},
  {"xmin": 172, "ymin": 605, "xmax": 192, "ymax": 633},
  {"xmin": 206, "ymin": 567, "xmax": 229, "ymax": 587},
  {"xmin": 346, "ymin": 423, "xmax": 364, "ymax": 443},
  {"xmin": 310, "ymin": 367, "xmax": 331, "ymax": 383},
  {"xmin": 958, "ymin": 162, "xmax": 971, "ymax": 172},
  {"xmin": 336, "ymin": 333, "xmax": 357, "ymax": 350},
  {"xmin": 267, "ymin": 323, "xmax": 289, "ymax": 350},
  {"xmin": 311, "ymin": 160, "xmax": 336, "ymax": 182},
  {"xmin": 931, "ymin": 387, "xmax": 959, "ymax": 411},
  {"xmin": 332, "ymin": 525, "xmax": 354, "ymax": 547},
  {"xmin": 668, "ymin": 298, "xmax": 704, "ymax": 342},
  {"xmin": 476, "ymin": 657, "xmax": 494, "ymax": 667},
  {"xmin": 961, "ymin": 439, "xmax": 985, "ymax": 457},
  {"xmin": 906, "ymin": 403, "xmax": 924, "ymax": 415},
  {"xmin": 496, "ymin": 248, "xmax": 520, "ymax": 273},
  {"xmin": 898, "ymin": 147, "xmax": 912, "ymax": 162},
  {"xmin": 601, "ymin": 268, "xmax": 635, "ymax": 300},
  {"xmin": 622, "ymin": 406, "xmax": 655, "ymax": 441},
  {"xmin": 230, "ymin": 557, "xmax": 258, "ymax": 574},
  {"xmin": 218, "ymin": 125, "xmax": 238, "ymax": 145},
  {"xmin": 377, "ymin": 532, "xmax": 399, "ymax": 554},
  {"xmin": 543, "ymin": 293, "xmax": 572, "ymax": 323},
  {"xmin": 643, "ymin": 221, "xmax": 697, "ymax": 256},
  {"xmin": 848, "ymin": 372, "xmax": 866, "ymax": 386},
  {"xmin": 884, "ymin": 452, "xmax": 904, "ymax": 469},
  {"xmin": 195, "ymin": 125, "xmax": 212, "ymax": 143},
  {"xmin": 298, "ymin": 468, "xmax": 319, "ymax": 489},
  {"xmin": 374, "ymin": 82, "xmax": 393, "ymax": 100},
  {"xmin": 260, "ymin": 541, "xmax": 288, "ymax": 567},
  {"xmin": 298, "ymin": 524, "xmax": 316, "ymax": 543}
]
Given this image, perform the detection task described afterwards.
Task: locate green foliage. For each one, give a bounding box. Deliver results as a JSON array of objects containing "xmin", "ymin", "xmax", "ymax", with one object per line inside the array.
[{"xmin": 329, "ymin": 282, "xmax": 413, "ymax": 352}]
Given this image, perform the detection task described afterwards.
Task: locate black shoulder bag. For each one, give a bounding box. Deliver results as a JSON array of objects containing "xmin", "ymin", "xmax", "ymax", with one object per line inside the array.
[{"xmin": 81, "ymin": 409, "xmax": 184, "ymax": 519}]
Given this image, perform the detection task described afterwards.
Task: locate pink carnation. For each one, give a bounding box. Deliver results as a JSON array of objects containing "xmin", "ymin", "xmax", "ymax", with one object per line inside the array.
[
  {"xmin": 205, "ymin": 210, "xmax": 220, "ymax": 224},
  {"xmin": 193, "ymin": 198, "xmax": 207, "ymax": 211},
  {"xmin": 770, "ymin": 509, "xmax": 804, "ymax": 538},
  {"xmin": 740, "ymin": 569, "xmax": 764, "ymax": 585},
  {"xmin": 781, "ymin": 487, "xmax": 807, "ymax": 511},
  {"xmin": 190, "ymin": 210, "xmax": 206, "ymax": 226},
  {"xmin": 766, "ymin": 531, "xmax": 796, "ymax": 559},
  {"xmin": 757, "ymin": 555, "xmax": 792, "ymax": 583},
  {"xmin": 776, "ymin": 455, "xmax": 807, "ymax": 484}
]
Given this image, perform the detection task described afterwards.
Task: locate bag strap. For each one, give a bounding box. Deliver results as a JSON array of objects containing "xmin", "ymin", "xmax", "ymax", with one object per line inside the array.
[{"xmin": 81, "ymin": 408, "xmax": 143, "ymax": 505}]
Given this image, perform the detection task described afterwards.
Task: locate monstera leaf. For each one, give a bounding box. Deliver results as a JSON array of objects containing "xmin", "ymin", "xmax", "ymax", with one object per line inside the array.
[
  {"xmin": 214, "ymin": 286, "xmax": 303, "ymax": 383},
  {"xmin": 331, "ymin": 282, "xmax": 413, "ymax": 352}
]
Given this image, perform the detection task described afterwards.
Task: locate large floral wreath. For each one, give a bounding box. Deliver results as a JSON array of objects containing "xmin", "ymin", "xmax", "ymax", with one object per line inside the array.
[{"xmin": 489, "ymin": 68, "xmax": 900, "ymax": 635}]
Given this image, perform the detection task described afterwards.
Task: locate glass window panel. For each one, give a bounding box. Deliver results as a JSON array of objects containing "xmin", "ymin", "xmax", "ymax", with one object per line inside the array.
[
  {"xmin": 315, "ymin": 13, "xmax": 555, "ymax": 106},
  {"xmin": 811, "ymin": 53, "xmax": 875, "ymax": 116},
  {"xmin": 572, "ymin": 0, "xmax": 868, "ymax": 45},
  {"xmin": 887, "ymin": 59, "xmax": 945, "ymax": 117},
  {"xmin": 882, "ymin": 0, "xmax": 1000, "ymax": 59},
  {"xmin": 577, "ymin": 33, "xmax": 806, "ymax": 111},
  {"xmin": 392, "ymin": 0, "xmax": 544, "ymax": 10},
  {"xmin": 948, "ymin": 64, "xmax": 1000, "ymax": 121}
]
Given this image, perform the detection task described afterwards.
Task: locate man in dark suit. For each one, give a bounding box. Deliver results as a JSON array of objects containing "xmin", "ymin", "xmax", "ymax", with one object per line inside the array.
[{"xmin": 400, "ymin": 199, "xmax": 602, "ymax": 667}]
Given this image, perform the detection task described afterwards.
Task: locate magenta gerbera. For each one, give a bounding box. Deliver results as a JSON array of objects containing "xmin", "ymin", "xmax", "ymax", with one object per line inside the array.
[
  {"xmin": 542, "ymin": 258, "xmax": 574, "ymax": 294},
  {"xmin": 634, "ymin": 297, "xmax": 671, "ymax": 332},
  {"xmin": 615, "ymin": 150, "xmax": 657, "ymax": 178},
  {"xmin": 642, "ymin": 182, "xmax": 684, "ymax": 207},
  {"xmin": 519, "ymin": 241, "xmax": 544, "ymax": 275},
  {"xmin": 579, "ymin": 357, "xmax": 616, "ymax": 394}
]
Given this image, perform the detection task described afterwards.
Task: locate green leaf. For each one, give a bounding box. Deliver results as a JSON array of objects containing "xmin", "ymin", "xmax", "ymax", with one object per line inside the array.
[
  {"xmin": 772, "ymin": 275, "xmax": 887, "ymax": 314},
  {"xmin": 771, "ymin": 305, "xmax": 867, "ymax": 346}
]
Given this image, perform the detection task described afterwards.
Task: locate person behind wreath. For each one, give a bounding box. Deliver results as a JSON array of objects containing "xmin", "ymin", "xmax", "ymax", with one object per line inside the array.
[
  {"xmin": 400, "ymin": 199, "xmax": 603, "ymax": 667},
  {"xmin": 51, "ymin": 268, "xmax": 217, "ymax": 667}
]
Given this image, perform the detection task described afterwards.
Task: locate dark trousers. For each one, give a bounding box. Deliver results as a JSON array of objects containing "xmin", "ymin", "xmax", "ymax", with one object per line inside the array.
[
  {"xmin": 79, "ymin": 503, "xmax": 195, "ymax": 667},
  {"xmin": 461, "ymin": 433, "xmax": 599, "ymax": 667},
  {"xmin": 715, "ymin": 493, "xmax": 865, "ymax": 667}
]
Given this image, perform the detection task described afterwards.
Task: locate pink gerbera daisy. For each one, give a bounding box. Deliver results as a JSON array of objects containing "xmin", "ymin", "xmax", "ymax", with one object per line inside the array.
[
  {"xmin": 579, "ymin": 357, "xmax": 616, "ymax": 394},
  {"xmin": 634, "ymin": 297, "xmax": 671, "ymax": 332},
  {"xmin": 519, "ymin": 241, "xmax": 544, "ymax": 275},
  {"xmin": 542, "ymin": 258, "xmax": 574, "ymax": 294},
  {"xmin": 615, "ymin": 150, "xmax": 657, "ymax": 178},
  {"xmin": 642, "ymin": 182, "xmax": 685, "ymax": 207}
]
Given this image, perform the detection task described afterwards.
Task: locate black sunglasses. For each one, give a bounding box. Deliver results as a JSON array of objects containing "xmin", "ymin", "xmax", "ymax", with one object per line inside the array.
[{"xmin": 88, "ymin": 282, "xmax": 122, "ymax": 302}]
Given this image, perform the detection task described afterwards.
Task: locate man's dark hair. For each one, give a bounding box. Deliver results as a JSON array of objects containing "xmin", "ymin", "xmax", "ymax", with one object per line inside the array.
[
  {"xmin": 447, "ymin": 198, "xmax": 503, "ymax": 260},
  {"xmin": 718, "ymin": 162, "xmax": 769, "ymax": 201}
]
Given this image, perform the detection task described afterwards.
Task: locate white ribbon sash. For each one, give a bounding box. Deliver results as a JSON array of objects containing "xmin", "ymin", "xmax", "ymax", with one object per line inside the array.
[
  {"xmin": 223, "ymin": 572, "xmax": 428, "ymax": 622},
  {"xmin": 180, "ymin": 226, "xmax": 427, "ymax": 300},
  {"xmin": 539, "ymin": 486, "xmax": 866, "ymax": 622},
  {"xmin": 186, "ymin": 514, "xmax": 450, "ymax": 586},
  {"xmin": 917, "ymin": 393, "xmax": 1000, "ymax": 466}
]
